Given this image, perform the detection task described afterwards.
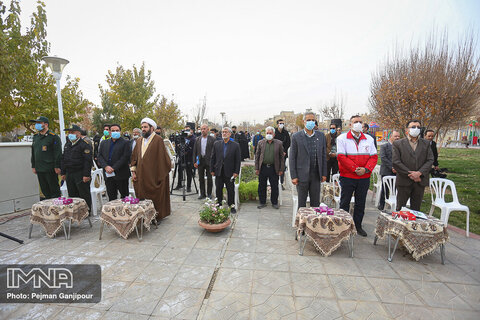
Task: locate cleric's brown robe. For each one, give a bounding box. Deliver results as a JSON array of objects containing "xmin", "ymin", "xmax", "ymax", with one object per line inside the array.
[{"xmin": 131, "ymin": 134, "xmax": 171, "ymax": 219}]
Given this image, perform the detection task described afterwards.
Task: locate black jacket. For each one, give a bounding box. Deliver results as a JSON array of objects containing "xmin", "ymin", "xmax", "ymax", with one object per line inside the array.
[
  {"xmin": 61, "ymin": 138, "xmax": 92, "ymax": 177},
  {"xmin": 192, "ymin": 135, "xmax": 215, "ymax": 165},
  {"xmin": 430, "ymin": 141, "xmax": 438, "ymax": 167},
  {"xmin": 210, "ymin": 140, "xmax": 241, "ymax": 177},
  {"xmin": 97, "ymin": 137, "xmax": 132, "ymax": 180},
  {"xmin": 274, "ymin": 128, "xmax": 291, "ymax": 157}
]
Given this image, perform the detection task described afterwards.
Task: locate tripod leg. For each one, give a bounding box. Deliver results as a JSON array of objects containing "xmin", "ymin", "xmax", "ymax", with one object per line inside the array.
[
  {"xmin": 0, "ymin": 232, "xmax": 24, "ymax": 244},
  {"xmin": 28, "ymin": 224, "xmax": 33, "ymax": 239}
]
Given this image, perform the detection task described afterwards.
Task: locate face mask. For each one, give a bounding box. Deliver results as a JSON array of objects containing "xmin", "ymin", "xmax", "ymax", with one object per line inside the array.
[
  {"xmin": 352, "ymin": 122, "xmax": 363, "ymax": 133},
  {"xmin": 256, "ymin": 132, "xmax": 260, "ymax": 135},
  {"xmin": 222, "ymin": 134, "xmax": 229, "ymax": 140},
  {"xmin": 210, "ymin": 133, "xmax": 215, "ymax": 138},
  {"xmin": 142, "ymin": 131, "xmax": 151, "ymax": 138},
  {"xmin": 305, "ymin": 120, "xmax": 315, "ymax": 131},
  {"xmin": 265, "ymin": 134, "xmax": 273, "ymax": 140},
  {"xmin": 103, "ymin": 130, "xmax": 109, "ymax": 136},
  {"xmin": 35, "ymin": 123, "xmax": 44, "ymax": 131},
  {"xmin": 111, "ymin": 132, "xmax": 121, "ymax": 139},
  {"xmin": 409, "ymin": 127, "xmax": 421, "ymax": 137},
  {"xmin": 330, "ymin": 129, "xmax": 336, "ymax": 134},
  {"xmin": 68, "ymin": 134, "xmax": 77, "ymax": 142},
  {"xmin": 278, "ymin": 124, "xmax": 284, "ymax": 129},
  {"xmin": 133, "ymin": 135, "xmax": 139, "ymax": 139}
]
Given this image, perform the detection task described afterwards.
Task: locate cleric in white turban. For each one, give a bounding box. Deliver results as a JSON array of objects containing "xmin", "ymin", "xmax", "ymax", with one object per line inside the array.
[
  {"xmin": 130, "ymin": 116, "xmax": 171, "ymax": 220},
  {"xmin": 141, "ymin": 117, "xmax": 157, "ymax": 130}
]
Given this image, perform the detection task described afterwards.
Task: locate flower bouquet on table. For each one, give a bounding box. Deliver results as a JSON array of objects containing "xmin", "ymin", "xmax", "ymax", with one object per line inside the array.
[
  {"xmin": 122, "ymin": 196, "xmax": 140, "ymax": 204},
  {"xmin": 53, "ymin": 197, "xmax": 73, "ymax": 205},
  {"xmin": 313, "ymin": 203, "xmax": 335, "ymax": 216},
  {"xmin": 198, "ymin": 198, "xmax": 232, "ymax": 232}
]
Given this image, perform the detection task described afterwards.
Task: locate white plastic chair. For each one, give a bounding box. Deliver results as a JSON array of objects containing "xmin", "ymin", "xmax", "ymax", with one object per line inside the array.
[
  {"xmin": 332, "ymin": 174, "xmax": 354, "ymax": 212},
  {"xmin": 291, "ymin": 183, "xmax": 299, "ymax": 227},
  {"xmin": 429, "ymin": 178, "xmax": 470, "ymax": 237},
  {"xmin": 266, "ymin": 178, "xmax": 283, "ymax": 206},
  {"xmin": 371, "ymin": 165, "xmax": 382, "ymax": 206},
  {"xmin": 128, "ymin": 177, "xmax": 135, "ymax": 197},
  {"xmin": 60, "ymin": 182, "xmax": 68, "ymax": 197},
  {"xmin": 382, "ymin": 176, "xmax": 397, "ymax": 212},
  {"xmin": 234, "ymin": 167, "xmax": 242, "ymax": 210},
  {"xmin": 90, "ymin": 169, "xmax": 106, "ymax": 216}
]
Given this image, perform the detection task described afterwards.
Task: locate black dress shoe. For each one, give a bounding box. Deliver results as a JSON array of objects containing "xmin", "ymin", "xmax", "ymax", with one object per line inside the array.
[
  {"xmin": 257, "ymin": 204, "xmax": 267, "ymax": 209},
  {"xmin": 173, "ymin": 185, "xmax": 182, "ymax": 190},
  {"xmin": 230, "ymin": 208, "xmax": 237, "ymax": 214},
  {"xmin": 187, "ymin": 188, "xmax": 192, "ymax": 192},
  {"xmin": 272, "ymin": 204, "xmax": 279, "ymax": 209},
  {"xmin": 281, "ymin": 185, "xmax": 285, "ymax": 191},
  {"xmin": 357, "ymin": 228, "xmax": 367, "ymax": 237},
  {"xmin": 198, "ymin": 195, "xmax": 206, "ymax": 200}
]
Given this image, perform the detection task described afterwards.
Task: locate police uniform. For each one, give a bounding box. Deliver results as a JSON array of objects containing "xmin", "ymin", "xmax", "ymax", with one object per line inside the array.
[
  {"xmin": 30, "ymin": 117, "xmax": 62, "ymax": 199},
  {"xmin": 61, "ymin": 126, "xmax": 93, "ymax": 213}
]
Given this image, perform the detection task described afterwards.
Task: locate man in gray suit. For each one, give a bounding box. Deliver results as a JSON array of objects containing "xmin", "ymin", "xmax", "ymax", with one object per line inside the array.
[
  {"xmin": 378, "ymin": 131, "xmax": 400, "ymax": 210},
  {"xmin": 193, "ymin": 124, "xmax": 216, "ymax": 199},
  {"xmin": 289, "ymin": 112, "xmax": 327, "ymax": 208},
  {"xmin": 392, "ymin": 120, "xmax": 434, "ymax": 211}
]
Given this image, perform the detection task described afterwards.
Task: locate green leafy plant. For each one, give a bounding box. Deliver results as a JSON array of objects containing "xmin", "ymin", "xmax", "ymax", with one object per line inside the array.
[
  {"xmin": 199, "ymin": 198, "xmax": 231, "ymax": 224},
  {"xmin": 239, "ymin": 180, "xmax": 259, "ymax": 202},
  {"xmin": 240, "ymin": 165, "xmax": 257, "ymax": 183}
]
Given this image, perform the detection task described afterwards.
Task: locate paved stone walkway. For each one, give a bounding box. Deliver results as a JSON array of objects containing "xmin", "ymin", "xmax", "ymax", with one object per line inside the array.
[{"xmin": 0, "ymin": 187, "xmax": 479, "ymax": 319}]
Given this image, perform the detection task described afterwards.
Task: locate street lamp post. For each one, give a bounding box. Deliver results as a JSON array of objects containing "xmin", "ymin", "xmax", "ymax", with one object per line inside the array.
[{"xmin": 42, "ymin": 56, "xmax": 69, "ymax": 146}]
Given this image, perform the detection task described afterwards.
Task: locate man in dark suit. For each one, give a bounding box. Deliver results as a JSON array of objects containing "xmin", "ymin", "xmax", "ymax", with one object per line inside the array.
[
  {"xmin": 363, "ymin": 123, "xmax": 377, "ymax": 150},
  {"xmin": 289, "ymin": 112, "xmax": 327, "ymax": 208},
  {"xmin": 255, "ymin": 126, "xmax": 285, "ymax": 209},
  {"xmin": 210, "ymin": 127, "xmax": 241, "ymax": 213},
  {"xmin": 98, "ymin": 123, "xmax": 131, "ymax": 201},
  {"xmin": 325, "ymin": 123, "xmax": 339, "ymax": 182},
  {"xmin": 274, "ymin": 119, "xmax": 291, "ymax": 189},
  {"xmin": 424, "ymin": 130, "xmax": 439, "ymax": 171},
  {"xmin": 378, "ymin": 131, "xmax": 400, "ymax": 210},
  {"xmin": 193, "ymin": 124, "xmax": 216, "ymax": 199},
  {"xmin": 393, "ymin": 120, "xmax": 434, "ymax": 211}
]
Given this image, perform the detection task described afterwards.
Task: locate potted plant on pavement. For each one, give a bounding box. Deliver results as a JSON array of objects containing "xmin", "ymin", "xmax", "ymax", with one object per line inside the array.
[{"xmin": 198, "ymin": 198, "xmax": 232, "ymax": 232}]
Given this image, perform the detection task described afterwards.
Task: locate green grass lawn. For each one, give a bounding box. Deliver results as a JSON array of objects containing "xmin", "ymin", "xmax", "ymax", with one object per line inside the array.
[{"xmin": 373, "ymin": 146, "xmax": 480, "ymax": 235}]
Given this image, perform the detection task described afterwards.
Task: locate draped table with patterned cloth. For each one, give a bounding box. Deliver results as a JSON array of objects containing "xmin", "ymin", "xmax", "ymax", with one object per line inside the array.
[
  {"xmin": 29, "ymin": 198, "xmax": 91, "ymax": 240},
  {"xmin": 295, "ymin": 207, "xmax": 356, "ymax": 257},
  {"xmin": 374, "ymin": 212, "xmax": 449, "ymax": 264},
  {"xmin": 99, "ymin": 199, "xmax": 157, "ymax": 241}
]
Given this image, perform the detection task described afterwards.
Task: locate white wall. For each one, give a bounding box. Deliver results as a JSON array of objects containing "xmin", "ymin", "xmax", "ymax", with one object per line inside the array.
[{"xmin": 0, "ymin": 142, "xmax": 39, "ymax": 215}]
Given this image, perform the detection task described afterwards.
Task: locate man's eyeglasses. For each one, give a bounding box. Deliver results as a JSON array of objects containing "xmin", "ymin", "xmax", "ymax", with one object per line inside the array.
[{"xmin": 409, "ymin": 126, "xmax": 421, "ymax": 129}]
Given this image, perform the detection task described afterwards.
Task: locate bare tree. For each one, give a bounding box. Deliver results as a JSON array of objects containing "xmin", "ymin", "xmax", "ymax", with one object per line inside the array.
[
  {"xmin": 319, "ymin": 93, "xmax": 346, "ymax": 120},
  {"xmin": 369, "ymin": 31, "xmax": 480, "ymax": 140},
  {"xmin": 193, "ymin": 95, "xmax": 207, "ymax": 129}
]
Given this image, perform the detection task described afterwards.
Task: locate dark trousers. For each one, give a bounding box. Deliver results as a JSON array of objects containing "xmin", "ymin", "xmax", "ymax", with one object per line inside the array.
[
  {"xmin": 258, "ymin": 164, "xmax": 279, "ymax": 205},
  {"xmin": 66, "ymin": 170, "xmax": 92, "ymax": 213},
  {"xmin": 378, "ymin": 174, "xmax": 394, "ymax": 210},
  {"xmin": 326, "ymin": 157, "xmax": 339, "ymax": 182},
  {"xmin": 198, "ymin": 157, "xmax": 212, "ymax": 197},
  {"xmin": 105, "ymin": 177, "xmax": 129, "ymax": 201},
  {"xmin": 37, "ymin": 171, "xmax": 60, "ymax": 199},
  {"xmin": 177, "ymin": 162, "xmax": 193, "ymax": 188},
  {"xmin": 396, "ymin": 183, "xmax": 425, "ymax": 211},
  {"xmin": 339, "ymin": 176, "xmax": 370, "ymax": 229},
  {"xmin": 215, "ymin": 168, "xmax": 235, "ymax": 207},
  {"xmin": 296, "ymin": 169, "xmax": 320, "ymax": 208}
]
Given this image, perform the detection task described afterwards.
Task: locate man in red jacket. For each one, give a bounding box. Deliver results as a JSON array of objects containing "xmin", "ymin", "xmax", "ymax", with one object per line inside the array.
[{"xmin": 336, "ymin": 115, "xmax": 378, "ymax": 237}]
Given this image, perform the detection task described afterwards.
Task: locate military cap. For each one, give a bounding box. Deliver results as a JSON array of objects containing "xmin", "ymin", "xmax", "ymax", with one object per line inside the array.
[{"xmin": 30, "ymin": 116, "xmax": 49, "ymax": 123}]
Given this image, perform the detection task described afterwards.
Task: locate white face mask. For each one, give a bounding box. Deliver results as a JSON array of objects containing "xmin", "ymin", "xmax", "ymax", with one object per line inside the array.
[
  {"xmin": 210, "ymin": 133, "xmax": 215, "ymax": 138},
  {"xmin": 409, "ymin": 127, "xmax": 421, "ymax": 137},
  {"xmin": 352, "ymin": 122, "xmax": 363, "ymax": 133},
  {"xmin": 265, "ymin": 134, "xmax": 273, "ymax": 140},
  {"xmin": 278, "ymin": 124, "xmax": 284, "ymax": 129},
  {"xmin": 222, "ymin": 134, "xmax": 229, "ymax": 139}
]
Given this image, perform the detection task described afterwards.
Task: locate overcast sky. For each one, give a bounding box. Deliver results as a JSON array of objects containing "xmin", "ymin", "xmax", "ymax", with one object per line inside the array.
[{"xmin": 20, "ymin": 0, "xmax": 480, "ymax": 125}]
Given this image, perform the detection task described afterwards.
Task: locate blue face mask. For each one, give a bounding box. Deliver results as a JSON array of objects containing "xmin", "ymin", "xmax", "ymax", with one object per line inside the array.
[
  {"xmin": 330, "ymin": 129, "xmax": 336, "ymax": 134},
  {"xmin": 35, "ymin": 123, "xmax": 44, "ymax": 131},
  {"xmin": 103, "ymin": 130, "xmax": 110, "ymax": 136},
  {"xmin": 305, "ymin": 120, "xmax": 315, "ymax": 131},
  {"xmin": 68, "ymin": 134, "xmax": 77, "ymax": 142},
  {"xmin": 111, "ymin": 132, "xmax": 121, "ymax": 139}
]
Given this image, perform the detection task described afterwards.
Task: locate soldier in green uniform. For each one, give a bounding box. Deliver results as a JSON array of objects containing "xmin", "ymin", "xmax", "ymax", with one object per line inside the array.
[
  {"xmin": 61, "ymin": 125, "xmax": 93, "ymax": 213},
  {"xmin": 30, "ymin": 116, "xmax": 62, "ymax": 199}
]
